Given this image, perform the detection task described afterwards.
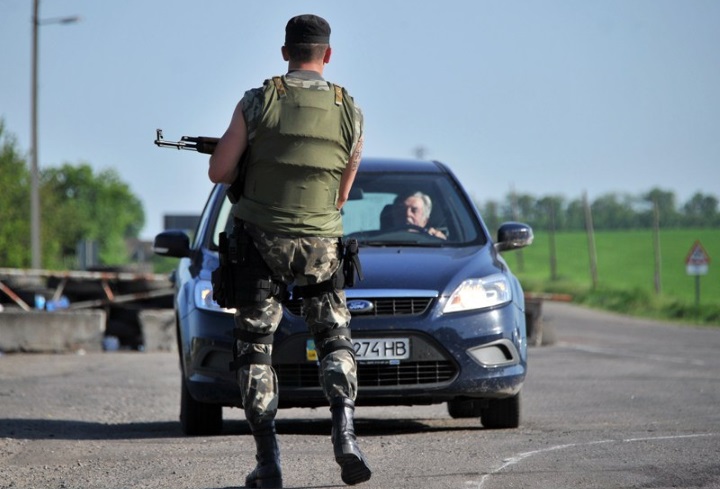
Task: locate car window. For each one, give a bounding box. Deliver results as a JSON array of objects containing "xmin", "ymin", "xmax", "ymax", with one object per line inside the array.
[
  {"xmin": 342, "ymin": 172, "xmax": 486, "ymax": 246},
  {"xmin": 192, "ymin": 185, "xmax": 226, "ymax": 250},
  {"xmin": 342, "ymin": 192, "xmax": 396, "ymax": 235},
  {"xmin": 207, "ymin": 171, "xmax": 487, "ymax": 248},
  {"xmin": 211, "ymin": 194, "xmax": 234, "ymax": 248}
]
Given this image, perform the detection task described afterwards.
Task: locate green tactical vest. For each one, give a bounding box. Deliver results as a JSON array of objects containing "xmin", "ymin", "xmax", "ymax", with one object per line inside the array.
[{"xmin": 234, "ymin": 76, "xmax": 356, "ymax": 237}]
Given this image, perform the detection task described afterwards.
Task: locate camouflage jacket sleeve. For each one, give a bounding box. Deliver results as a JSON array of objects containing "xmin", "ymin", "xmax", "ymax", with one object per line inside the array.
[
  {"xmin": 240, "ymin": 86, "xmax": 265, "ymax": 144},
  {"xmin": 349, "ymin": 99, "xmax": 364, "ymax": 158}
]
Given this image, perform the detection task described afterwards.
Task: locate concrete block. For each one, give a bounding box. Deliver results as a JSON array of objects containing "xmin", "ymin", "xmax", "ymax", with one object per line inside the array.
[
  {"xmin": 138, "ymin": 308, "xmax": 176, "ymax": 352},
  {"xmin": 0, "ymin": 309, "xmax": 106, "ymax": 353}
]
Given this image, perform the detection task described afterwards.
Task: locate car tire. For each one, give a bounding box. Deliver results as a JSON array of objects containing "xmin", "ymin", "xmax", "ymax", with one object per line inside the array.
[
  {"xmin": 447, "ymin": 399, "xmax": 483, "ymax": 419},
  {"xmin": 480, "ymin": 393, "xmax": 521, "ymax": 429},
  {"xmin": 180, "ymin": 377, "xmax": 223, "ymax": 436}
]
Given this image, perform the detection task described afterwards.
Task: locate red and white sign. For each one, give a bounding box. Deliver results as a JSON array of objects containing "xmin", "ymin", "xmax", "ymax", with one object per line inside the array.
[{"xmin": 685, "ymin": 240, "xmax": 710, "ymax": 275}]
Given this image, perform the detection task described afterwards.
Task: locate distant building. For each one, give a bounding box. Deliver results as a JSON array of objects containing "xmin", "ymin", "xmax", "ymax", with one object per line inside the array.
[{"xmin": 164, "ymin": 214, "xmax": 200, "ymax": 234}]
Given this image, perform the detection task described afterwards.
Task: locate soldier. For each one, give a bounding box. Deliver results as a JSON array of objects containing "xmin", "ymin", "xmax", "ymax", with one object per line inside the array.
[{"xmin": 208, "ymin": 14, "xmax": 369, "ymax": 489}]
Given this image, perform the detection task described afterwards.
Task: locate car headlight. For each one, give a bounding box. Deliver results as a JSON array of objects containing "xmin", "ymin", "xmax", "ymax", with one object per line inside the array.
[
  {"xmin": 443, "ymin": 274, "xmax": 512, "ymax": 313},
  {"xmin": 194, "ymin": 279, "xmax": 236, "ymax": 314}
]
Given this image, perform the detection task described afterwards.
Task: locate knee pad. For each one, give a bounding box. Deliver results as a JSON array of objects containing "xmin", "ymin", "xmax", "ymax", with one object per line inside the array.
[
  {"xmin": 313, "ymin": 327, "xmax": 355, "ymax": 361},
  {"xmin": 229, "ymin": 329, "xmax": 274, "ymax": 371}
]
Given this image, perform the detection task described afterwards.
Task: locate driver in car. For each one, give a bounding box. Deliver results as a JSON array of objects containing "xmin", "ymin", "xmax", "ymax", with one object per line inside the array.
[{"xmin": 393, "ymin": 191, "xmax": 447, "ymax": 239}]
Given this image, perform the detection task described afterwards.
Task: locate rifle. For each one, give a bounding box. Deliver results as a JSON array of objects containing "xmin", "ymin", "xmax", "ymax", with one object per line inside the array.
[
  {"xmin": 153, "ymin": 128, "xmax": 245, "ymax": 203},
  {"xmin": 154, "ymin": 128, "xmax": 219, "ymax": 154}
]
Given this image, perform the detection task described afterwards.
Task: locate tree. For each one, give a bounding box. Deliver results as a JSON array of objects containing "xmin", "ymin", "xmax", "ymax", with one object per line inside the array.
[
  {"xmin": 682, "ymin": 192, "xmax": 719, "ymax": 227},
  {"xmin": 564, "ymin": 198, "xmax": 586, "ymax": 230},
  {"xmin": 504, "ymin": 191, "xmax": 535, "ymax": 223},
  {"xmin": 0, "ymin": 120, "xmax": 147, "ymax": 269},
  {"xmin": 42, "ymin": 164, "xmax": 145, "ymax": 268},
  {"xmin": 0, "ymin": 120, "xmax": 31, "ymax": 267},
  {"xmin": 641, "ymin": 188, "xmax": 679, "ymax": 228},
  {"xmin": 478, "ymin": 200, "xmax": 501, "ymax": 234},
  {"xmin": 590, "ymin": 193, "xmax": 638, "ymax": 229},
  {"xmin": 535, "ymin": 196, "xmax": 565, "ymax": 231}
]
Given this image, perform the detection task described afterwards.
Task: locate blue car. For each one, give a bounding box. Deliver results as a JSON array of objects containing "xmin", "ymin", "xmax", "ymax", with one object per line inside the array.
[{"xmin": 154, "ymin": 157, "xmax": 533, "ymax": 435}]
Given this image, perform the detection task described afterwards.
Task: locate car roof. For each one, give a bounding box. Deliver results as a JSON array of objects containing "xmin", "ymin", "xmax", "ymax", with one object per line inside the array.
[{"xmin": 359, "ymin": 157, "xmax": 447, "ymax": 174}]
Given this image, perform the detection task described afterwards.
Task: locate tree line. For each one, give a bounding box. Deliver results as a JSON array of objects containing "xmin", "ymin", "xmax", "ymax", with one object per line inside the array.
[
  {"xmin": 2, "ymin": 117, "xmax": 717, "ymax": 269},
  {"xmin": 477, "ymin": 188, "xmax": 720, "ymax": 233},
  {"xmin": 0, "ymin": 120, "xmax": 144, "ymax": 269}
]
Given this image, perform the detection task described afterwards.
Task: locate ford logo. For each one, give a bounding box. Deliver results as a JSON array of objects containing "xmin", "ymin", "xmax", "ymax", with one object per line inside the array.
[{"xmin": 347, "ymin": 299, "xmax": 374, "ymax": 314}]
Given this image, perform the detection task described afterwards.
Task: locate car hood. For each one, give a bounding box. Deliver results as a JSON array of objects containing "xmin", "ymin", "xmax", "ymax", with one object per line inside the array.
[{"xmin": 352, "ymin": 244, "xmax": 505, "ymax": 294}]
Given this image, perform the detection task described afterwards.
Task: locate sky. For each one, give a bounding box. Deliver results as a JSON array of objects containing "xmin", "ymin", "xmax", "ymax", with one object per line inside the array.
[{"xmin": 1, "ymin": 0, "xmax": 719, "ymax": 240}]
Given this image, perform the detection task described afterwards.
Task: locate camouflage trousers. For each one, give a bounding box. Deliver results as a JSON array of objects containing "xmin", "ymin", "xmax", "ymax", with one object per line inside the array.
[{"xmin": 234, "ymin": 223, "xmax": 358, "ymax": 427}]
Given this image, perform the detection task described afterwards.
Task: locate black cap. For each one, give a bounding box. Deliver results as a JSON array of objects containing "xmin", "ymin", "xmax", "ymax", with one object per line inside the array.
[{"xmin": 285, "ymin": 14, "xmax": 331, "ymax": 44}]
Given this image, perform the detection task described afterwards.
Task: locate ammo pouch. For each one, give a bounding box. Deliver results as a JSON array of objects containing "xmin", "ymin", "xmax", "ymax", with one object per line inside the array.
[
  {"xmin": 211, "ymin": 223, "xmax": 287, "ymax": 308},
  {"xmin": 341, "ymin": 238, "xmax": 363, "ymax": 288},
  {"xmin": 292, "ymin": 238, "xmax": 363, "ymax": 299}
]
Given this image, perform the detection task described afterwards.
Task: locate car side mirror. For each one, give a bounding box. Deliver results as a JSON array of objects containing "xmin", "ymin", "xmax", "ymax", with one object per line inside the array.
[
  {"xmin": 153, "ymin": 230, "xmax": 191, "ymax": 258},
  {"xmin": 495, "ymin": 222, "xmax": 534, "ymax": 252}
]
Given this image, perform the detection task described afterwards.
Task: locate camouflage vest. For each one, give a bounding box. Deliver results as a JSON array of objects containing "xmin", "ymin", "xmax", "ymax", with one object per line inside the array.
[{"xmin": 234, "ymin": 76, "xmax": 356, "ymax": 237}]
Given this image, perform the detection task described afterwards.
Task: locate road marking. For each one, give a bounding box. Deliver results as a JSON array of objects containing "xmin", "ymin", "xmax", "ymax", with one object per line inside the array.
[
  {"xmin": 470, "ymin": 433, "xmax": 716, "ymax": 488},
  {"xmin": 556, "ymin": 342, "xmax": 707, "ymax": 366}
]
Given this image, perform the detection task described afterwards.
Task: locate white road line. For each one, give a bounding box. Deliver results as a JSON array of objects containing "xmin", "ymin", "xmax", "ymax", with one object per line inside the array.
[
  {"xmin": 470, "ymin": 433, "xmax": 716, "ymax": 488},
  {"xmin": 556, "ymin": 342, "xmax": 706, "ymax": 366}
]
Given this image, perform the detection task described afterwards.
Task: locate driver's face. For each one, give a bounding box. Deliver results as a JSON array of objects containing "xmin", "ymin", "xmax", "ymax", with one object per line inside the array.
[{"xmin": 398, "ymin": 196, "xmax": 428, "ymax": 227}]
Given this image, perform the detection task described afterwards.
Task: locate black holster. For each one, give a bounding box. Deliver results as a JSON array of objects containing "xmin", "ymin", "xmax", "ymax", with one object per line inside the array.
[
  {"xmin": 212, "ymin": 223, "xmax": 286, "ymax": 309},
  {"xmin": 292, "ymin": 238, "xmax": 363, "ymax": 300},
  {"xmin": 341, "ymin": 238, "xmax": 363, "ymax": 288}
]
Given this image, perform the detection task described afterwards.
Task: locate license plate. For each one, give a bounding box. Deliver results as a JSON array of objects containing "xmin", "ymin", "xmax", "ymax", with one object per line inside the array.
[
  {"xmin": 353, "ymin": 338, "xmax": 410, "ymax": 361},
  {"xmin": 305, "ymin": 338, "xmax": 411, "ymax": 363}
]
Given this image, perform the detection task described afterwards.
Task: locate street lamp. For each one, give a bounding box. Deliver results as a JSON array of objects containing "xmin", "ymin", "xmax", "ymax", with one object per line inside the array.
[{"xmin": 30, "ymin": 0, "xmax": 80, "ymax": 269}]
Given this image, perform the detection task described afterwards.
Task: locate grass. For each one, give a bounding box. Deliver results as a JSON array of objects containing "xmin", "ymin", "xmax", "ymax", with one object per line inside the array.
[
  {"xmin": 152, "ymin": 227, "xmax": 719, "ymax": 326},
  {"xmin": 504, "ymin": 228, "xmax": 720, "ymax": 326}
]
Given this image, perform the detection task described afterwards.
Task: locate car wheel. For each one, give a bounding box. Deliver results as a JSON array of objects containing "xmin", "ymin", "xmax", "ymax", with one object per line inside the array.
[
  {"xmin": 447, "ymin": 399, "xmax": 483, "ymax": 419},
  {"xmin": 180, "ymin": 376, "xmax": 223, "ymax": 436},
  {"xmin": 480, "ymin": 393, "xmax": 521, "ymax": 429}
]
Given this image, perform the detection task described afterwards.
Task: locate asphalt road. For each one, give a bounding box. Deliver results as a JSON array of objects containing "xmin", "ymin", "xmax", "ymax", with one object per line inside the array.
[{"xmin": 1, "ymin": 302, "xmax": 719, "ymax": 489}]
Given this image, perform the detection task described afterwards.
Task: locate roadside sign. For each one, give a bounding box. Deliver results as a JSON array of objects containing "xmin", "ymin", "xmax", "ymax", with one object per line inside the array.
[{"xmin": 685, "ymin": 240, "xmax": 710, "ymax": 276}]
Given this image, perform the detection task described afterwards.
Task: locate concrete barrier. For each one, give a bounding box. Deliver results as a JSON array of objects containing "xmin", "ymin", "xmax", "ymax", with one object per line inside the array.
[
  {"xmin": 138, "ymin": 309, "xmax": 176, "ymax": 352},
  {"xmin": 0, "ymin": 309, "xmax": 106, "ymax": 353},
  {"xmin": 0, "ymin": 306, "xmax": 178, "ymax": 353}
]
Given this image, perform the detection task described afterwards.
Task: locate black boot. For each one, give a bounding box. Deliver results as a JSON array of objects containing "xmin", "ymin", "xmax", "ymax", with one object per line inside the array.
[
  {"xmin": 330, "ymin": 398, "xmax": 372, "ymax": 485},
  {"xmin": 245, "ymin": 421, "xmax": 282, "ymax": 488}
]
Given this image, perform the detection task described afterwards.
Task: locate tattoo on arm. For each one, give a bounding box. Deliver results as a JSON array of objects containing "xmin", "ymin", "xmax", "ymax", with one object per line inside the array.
[{"xmin": 349, "ymin": 137, "xmax": 364, "ymax": 170}]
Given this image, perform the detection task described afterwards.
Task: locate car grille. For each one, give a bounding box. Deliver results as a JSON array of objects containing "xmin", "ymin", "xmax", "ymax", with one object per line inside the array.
[
  {"xmin": 283, "ymin": 297, "xmax": 433, "ymax": 317},
  {"xmin": 276, "ymin": 360, "xmax": 456, "ymax": 388}
]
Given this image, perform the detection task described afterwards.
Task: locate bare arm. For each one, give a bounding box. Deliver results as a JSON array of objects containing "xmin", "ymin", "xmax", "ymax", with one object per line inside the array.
[
  {"xmin": 208, "ymin": 101, "xmax": 248, "ymax": 184},
  {"xmin": 336, "ymin": 136, "xmax": 364, "ymax": 210}
]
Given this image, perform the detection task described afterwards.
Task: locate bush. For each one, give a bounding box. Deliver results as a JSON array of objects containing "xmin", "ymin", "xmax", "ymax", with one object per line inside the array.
[{"xmin": 521, "ymin": 280, "xmax": 720, "ymax": 327}]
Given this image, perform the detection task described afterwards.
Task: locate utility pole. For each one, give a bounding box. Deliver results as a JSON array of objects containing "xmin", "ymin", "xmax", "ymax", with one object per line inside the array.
[
  {"xmin": 653, "ymin": 199, "xmax": 662, "ymax": 294},
  {"xmin": 30, "ymin": 0, "xmax": 40, "ymax": 269},
  {"xmin": 29, "ymin": 0, "xmax": 80, "ymax": 269},
  {"xmin": 547, "ymin": 200, "xmax": 558, "ymax": 281},
  {"xmin": 583, "ymin": 191, "xmax": 598, "ymax": 289}
]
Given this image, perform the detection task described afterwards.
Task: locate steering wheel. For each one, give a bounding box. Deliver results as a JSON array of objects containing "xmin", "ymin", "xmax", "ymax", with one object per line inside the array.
[{"xmin": 389, "ymin": 224, "xmax": 428, "ymax": 234}]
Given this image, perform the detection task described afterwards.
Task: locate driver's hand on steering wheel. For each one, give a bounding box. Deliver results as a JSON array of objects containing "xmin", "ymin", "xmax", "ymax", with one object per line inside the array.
[{"xmin": 426, "ymin": 227, "xmax": 447, "ymax": 239}]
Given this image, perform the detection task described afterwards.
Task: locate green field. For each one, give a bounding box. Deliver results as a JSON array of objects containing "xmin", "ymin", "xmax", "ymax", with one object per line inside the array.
[{"xmin": 503, "ymin": 228, "xmax": 719, "ymax": 323}]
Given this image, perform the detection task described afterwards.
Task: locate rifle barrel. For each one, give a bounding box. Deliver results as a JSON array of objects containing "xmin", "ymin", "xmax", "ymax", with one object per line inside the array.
[{"xmin": 154, "ymin": 140, "xmax": 198, "ymax": 151}]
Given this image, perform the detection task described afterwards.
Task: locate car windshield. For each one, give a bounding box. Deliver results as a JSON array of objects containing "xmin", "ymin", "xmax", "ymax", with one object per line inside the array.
[
  {"xmin": 342, "ymin": 171, "xmax": 486, "ymax": 246},
  {"xmin": 210, "ymin": 171, "xmax": 487, "ymax": 248}
]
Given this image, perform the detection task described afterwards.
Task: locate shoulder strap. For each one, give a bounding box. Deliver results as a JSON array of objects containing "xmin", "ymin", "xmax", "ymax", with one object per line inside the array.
[
  {"xmin": 333, "ymin": 84, "xmax": 343, "ymax": 106},
  {"xmin": 272, "ymin": 76, "xmax": 287, "ymax": 98}
]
